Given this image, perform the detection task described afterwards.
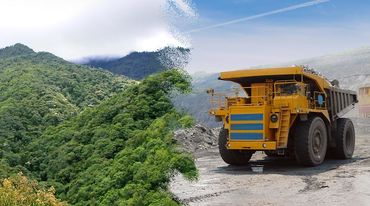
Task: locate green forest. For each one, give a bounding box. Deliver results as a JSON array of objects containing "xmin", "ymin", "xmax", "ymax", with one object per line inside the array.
[{"xmin": 0, "ymin": 44, "xmax": 197, "ymax": 205}]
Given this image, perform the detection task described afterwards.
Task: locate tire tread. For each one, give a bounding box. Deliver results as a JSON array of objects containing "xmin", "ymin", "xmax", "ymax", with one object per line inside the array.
[
  {"xmin": 219, "ymin": 128, "xmax": 252, "ymax": 166},
  {"xmin": 294, "ymin": 116, "xmax": 327, "ymax": 166},
  {"xmin": 335, "ymin": 118, "xmax": 355, "ymax": 159}
]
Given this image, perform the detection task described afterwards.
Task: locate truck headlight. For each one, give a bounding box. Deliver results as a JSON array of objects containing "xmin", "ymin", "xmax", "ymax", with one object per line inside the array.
[{"xmin": 270, "ymin": 114, "xmax": 278, "ymax": 123}]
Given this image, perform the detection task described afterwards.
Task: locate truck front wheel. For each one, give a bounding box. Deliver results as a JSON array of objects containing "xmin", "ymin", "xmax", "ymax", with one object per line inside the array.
[
  {"xmin": 219, "ymin": 128, "xmax": 253, "ymax": 166},
  {"xmin": 334, "ymin": 118, "xmax": 355, "ymax": 159},
  {"xmin": 294, "ymin": 116, "xmax": 328, "ymax": 166}
]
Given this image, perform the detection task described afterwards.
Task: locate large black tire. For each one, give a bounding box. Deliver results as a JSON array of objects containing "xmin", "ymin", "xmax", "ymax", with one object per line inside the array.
[
  {"xmin": 334, "ymin": 118, "xmax": 355, "ymax": 159},
  {"xmin": 219, "ymin": 129, "xmax": 253, "ymax": 166},
  {"xmin": 294, "ymin": 116, "xmax": 328, "ymax": 166}
]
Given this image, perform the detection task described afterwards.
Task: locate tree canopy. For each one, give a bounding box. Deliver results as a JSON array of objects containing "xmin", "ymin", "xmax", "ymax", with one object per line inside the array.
[
  {"xmin": 0, "ymin": 44, "xmax": 132, "ymax": 170},
  {"xmin": 27, "ymin": 69, "xmax": 197, "ymax": 205}
]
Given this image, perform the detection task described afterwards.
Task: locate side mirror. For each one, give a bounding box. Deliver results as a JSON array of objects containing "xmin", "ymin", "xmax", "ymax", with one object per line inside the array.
[{"xmin": 306, "ymin": 91, "xmax": 311, "ymax": 100}]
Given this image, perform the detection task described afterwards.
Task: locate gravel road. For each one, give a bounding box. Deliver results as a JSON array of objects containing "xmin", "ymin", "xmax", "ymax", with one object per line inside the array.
[{"xmin": 170, "ymin": 111, "xmax": 370, "ymax": 206}]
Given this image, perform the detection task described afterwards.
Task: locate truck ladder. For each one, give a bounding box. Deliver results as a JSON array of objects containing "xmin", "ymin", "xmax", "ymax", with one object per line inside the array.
[{"xmin": 277, "ymin": 107, "xmax": 291, "ymax": 148}]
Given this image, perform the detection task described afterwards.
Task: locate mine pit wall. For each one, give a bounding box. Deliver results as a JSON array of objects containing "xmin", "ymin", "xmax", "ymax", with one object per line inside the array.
[
  {"xmin": 359, "ymin": 105, "xmax": 370, "ymax": 117},
  {"xmin": 358, "ymin": 87, "xmax": 370, "ymax": 117}
]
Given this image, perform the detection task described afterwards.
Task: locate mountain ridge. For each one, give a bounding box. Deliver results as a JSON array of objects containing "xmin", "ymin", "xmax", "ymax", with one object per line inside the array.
[
  {"xmin": 0, "ymin": 43, "xmax": 35, "ymax": 59},
  {"xmin": 83, "ymin": 47, "xmax": 190, "ymax": 80}
]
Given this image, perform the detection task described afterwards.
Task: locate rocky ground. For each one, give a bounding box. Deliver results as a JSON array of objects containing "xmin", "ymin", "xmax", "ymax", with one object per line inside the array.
[
  {"xmin": 173, "ymin": 124, "xmax": 219, "ymax": 157},
  {"xmin": 171, "ymin": 109, "xmax": 370, "ymax": 206}
]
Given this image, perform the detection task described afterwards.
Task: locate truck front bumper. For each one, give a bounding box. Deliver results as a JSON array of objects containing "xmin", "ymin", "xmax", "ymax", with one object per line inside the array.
[{"xmin": 227, "ymin": 140, "xmax": 277, "ymax": 150}]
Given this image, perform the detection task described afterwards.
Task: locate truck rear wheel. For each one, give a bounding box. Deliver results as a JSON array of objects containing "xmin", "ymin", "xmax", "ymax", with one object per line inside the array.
[
  {"xmin": 294, "ymin": 116, "xmax": 327, "ymax": 166},
  {"xmin": 219, "ymin": 128, "xmax": 253, "ymax": 166},
  {"xmin": 334, "ymin": 118, "xmax": 355, "ymax": 159}
]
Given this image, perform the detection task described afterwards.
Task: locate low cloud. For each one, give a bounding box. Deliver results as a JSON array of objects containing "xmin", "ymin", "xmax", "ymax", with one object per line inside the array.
[{"xmin": 0, "ymin": 0, "xmax": 196, "ymax": 60}]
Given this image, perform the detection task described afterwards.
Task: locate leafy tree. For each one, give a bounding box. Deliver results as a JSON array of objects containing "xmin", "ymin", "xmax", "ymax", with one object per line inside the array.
[{"xmin": 0, "ymin": 173, "xmax": 67, "ymax": 206}]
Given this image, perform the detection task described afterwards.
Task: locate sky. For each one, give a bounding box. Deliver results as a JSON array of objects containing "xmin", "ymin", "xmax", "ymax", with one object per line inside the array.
[
  {"xmin": 187, "ymin": 0, "xmax": 370, "ymax": 72},
  {"xmin": 1, "ymin": 0, "xmax": 370, "ymax": 73}
]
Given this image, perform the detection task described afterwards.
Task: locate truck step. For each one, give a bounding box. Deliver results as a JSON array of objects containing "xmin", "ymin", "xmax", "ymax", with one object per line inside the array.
[{"xmin": 277, "ymin": 108, "xmax": 291, "ymax": 148}]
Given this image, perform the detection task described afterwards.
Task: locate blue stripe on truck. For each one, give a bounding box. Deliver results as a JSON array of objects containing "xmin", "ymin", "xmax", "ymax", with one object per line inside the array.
[
  {"xmin": 230, "ymin": 114, "xmax": 263, "ymax": 121},
  {"xmin": 230, "ymin": 133, "xmax": 263, "ymax": 140},
  {"xmin": 231, "ymin": 124, "xmax": 263, "ymax": 130}
]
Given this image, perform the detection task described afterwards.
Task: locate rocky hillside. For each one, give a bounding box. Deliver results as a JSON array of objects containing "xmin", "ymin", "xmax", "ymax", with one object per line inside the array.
[
  {"xmin": 293, "ymin": 47, "xmax": 370, "ymax": 79},
  {"xmin": 174, "ymin": 124, "xmax": 219, "ymax": 155},
  {"xmin": 278, "ymin": 46, "xmax": 370, "ymax": 90},
  {"xmin": 173, "ymin": 73, "xmax": 236, "ymax": 128}
]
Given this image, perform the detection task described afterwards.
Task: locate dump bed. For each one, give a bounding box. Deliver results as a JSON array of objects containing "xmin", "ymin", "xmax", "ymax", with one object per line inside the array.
[{"xmin": 327, "ymin": 87, "xmax": 358, "ymax": 121}]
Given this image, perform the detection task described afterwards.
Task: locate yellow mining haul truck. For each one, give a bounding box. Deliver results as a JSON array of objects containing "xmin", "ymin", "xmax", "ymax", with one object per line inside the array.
[{"xmin": 208, "ymin": 66, "xmax": 358, "ymax": 166}]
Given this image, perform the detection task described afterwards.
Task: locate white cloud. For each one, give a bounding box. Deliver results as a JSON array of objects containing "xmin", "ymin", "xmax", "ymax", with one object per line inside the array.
[
  {"xmin": 0, "ymin": 0, "xmax": 196, "ymax": 60},
  {"xmin": 171, "ymin": 0, "xmax": 197, "ymax": 17}
]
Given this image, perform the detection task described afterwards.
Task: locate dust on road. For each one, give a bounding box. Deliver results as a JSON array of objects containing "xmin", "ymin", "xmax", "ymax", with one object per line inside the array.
[{"xmin": 170, "ymin": 115, "xmax": 370, "ymax": 206}]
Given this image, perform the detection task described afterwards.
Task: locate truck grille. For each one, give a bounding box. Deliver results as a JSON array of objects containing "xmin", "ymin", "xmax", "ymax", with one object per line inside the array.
[{"xmin": 229, "ymin": 114, "xmax": 264, "ymax": 140}]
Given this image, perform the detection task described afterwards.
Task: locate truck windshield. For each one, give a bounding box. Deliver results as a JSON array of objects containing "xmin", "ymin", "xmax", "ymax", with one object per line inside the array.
[{"xmin": 276, "ymin": 83, "xmax": 303, "ymax": 96}]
